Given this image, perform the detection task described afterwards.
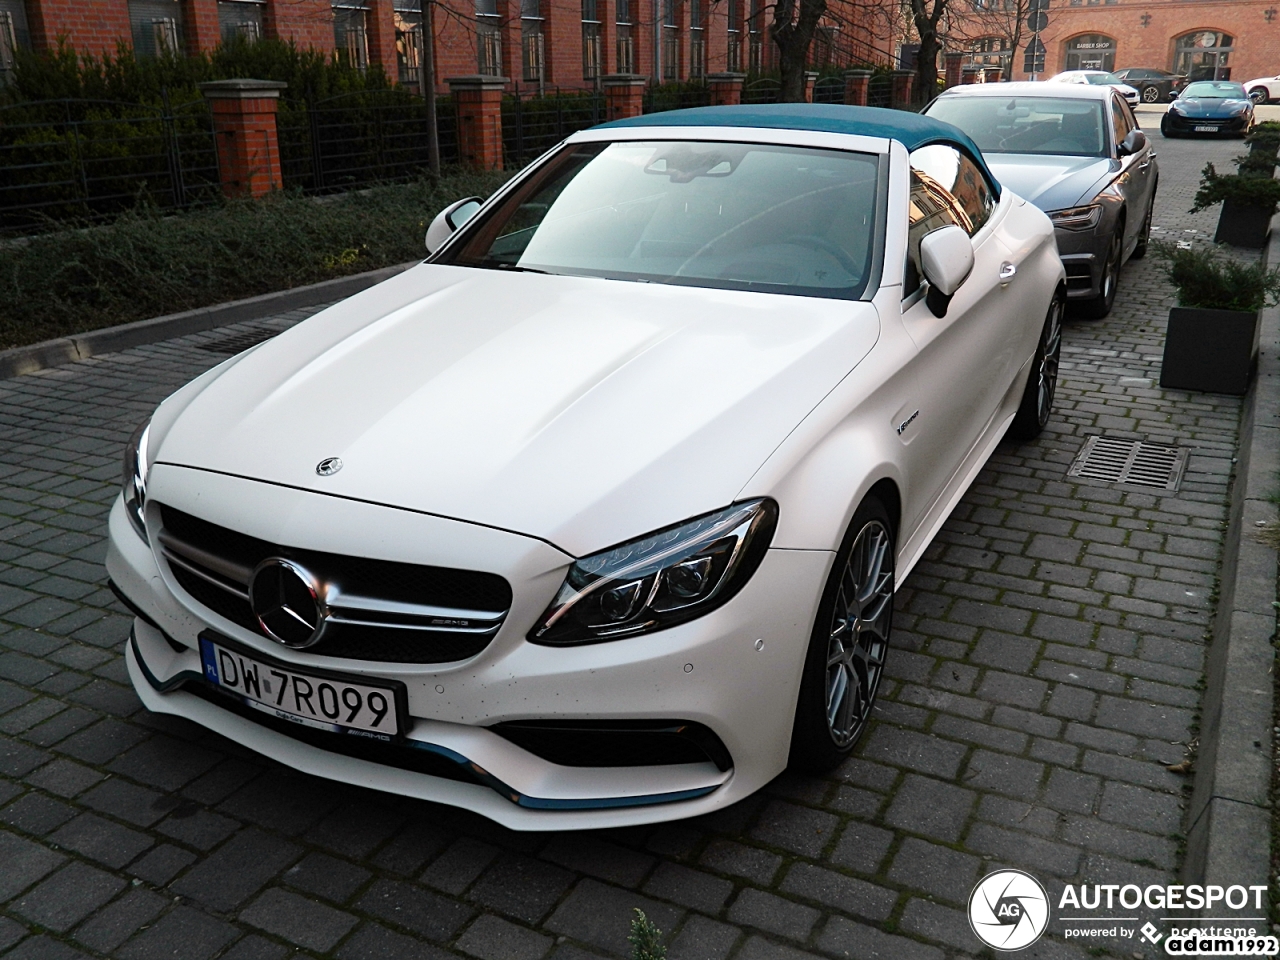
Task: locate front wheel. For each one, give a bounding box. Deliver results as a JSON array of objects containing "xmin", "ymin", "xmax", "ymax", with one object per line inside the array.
[
  {"xmin": 1076, "ymin": 228, "xmax": 1122, "ymax": 320},
  {"xmin": 1249, "ymin": 87, "xmax": 1269, "ymax": 105},
  {"xmin": 789, "ymin": 498, "xmax": 894, "ymax": 774},
  {"xmin": 1142, "ymin": 85, "xmax": 1161, "ymax": 103},
  {"xmin": 1008, "ymin": 295, "xmax": 1064, "ymax": 442}
]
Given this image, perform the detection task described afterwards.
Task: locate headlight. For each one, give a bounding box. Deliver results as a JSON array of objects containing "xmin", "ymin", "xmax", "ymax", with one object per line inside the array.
[
  {"xmin": 122, "ymin": 419, "xmax": 151, "ymax": 541},
  {"xmin": 1169, "ymin": 103, "xmax": 1185, "ymax": 114},
  {"xmin": 529, "ymin": 499, "xmax": 778, "ymax": 645},
  {"xmin": 1048, "ymin": 204, "xmax": 1102, "ymax": 231}
]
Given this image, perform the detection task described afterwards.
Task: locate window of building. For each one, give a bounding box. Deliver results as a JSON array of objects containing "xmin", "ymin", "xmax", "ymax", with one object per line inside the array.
[
  {"xmin": 522, "ymin": 0, "xmax": 544, "ymax": 83},
  {"xmin": 130, "ymin": 0, "xmax": 183, "ymax": 57},
  {"xmin": 1063, "ymin": 33, "xmax": 1115, "ymax": 71},
  {"xmin": 1023, "ymin": 36, "xmax": 1044, "ymax": 75},
  {"xmin": 393, "ymin": 3, "xmax": 422, "ymax": 85},
  {"xmin": 217, "ymin": 0, "xmax": 263, "ymax": 43},
  {"xmin": 905, "ymin": 144, "xmax": 995, "ymax": 291},
  {"xmin": 334, "ymin": 4, "xmax": 369, "ymax": 68},
  {"xmin": 582, "ymin": 0, "xmax": 601, "ymax": 80},
  {"xmin": 970, "ymin": 36, "xmax": 1008, "ymax": 68},
  {"xmin": 475, "ymin": 0, "xmax": 501, "ymax": 76},
  {"xmin": 1174, "ymin": 31, "xmax": 1233, "ymax": 81},
  {"xmin": 661, "ymin": 0, "xmax": 678, "ymax": 80},
  {"xmin": 747, "ymin": 0, "xmax": 762, "ymax": 73},
  {"xmin": 726, "ymin": 0, "xmax": 740, "ymax": 72},
  {"xmin": 689, "ymin": 0, "xmax": 704, "ymax": 77},
  {"xmin": 0, "ymin": 0, "xmax": 30, "ymax": 82},
  {"xmin": 616, "ymin": 0, "xmax": 634, "ymax": 73}
]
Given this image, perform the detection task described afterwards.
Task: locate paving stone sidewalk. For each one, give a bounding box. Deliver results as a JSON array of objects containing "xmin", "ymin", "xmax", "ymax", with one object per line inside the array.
[{"xmin": 0, "ymin": 129, "xmax": 1255, "ymax": 960}]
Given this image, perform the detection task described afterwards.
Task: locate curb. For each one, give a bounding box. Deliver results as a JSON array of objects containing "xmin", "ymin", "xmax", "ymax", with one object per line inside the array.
[
  {"xmin": 0, "ymin": 260, "xmax": 419, "ymax": 381},
  {"xmin": 1182, "ymin": 227, "xmax": 1279, "ymax": 910}
]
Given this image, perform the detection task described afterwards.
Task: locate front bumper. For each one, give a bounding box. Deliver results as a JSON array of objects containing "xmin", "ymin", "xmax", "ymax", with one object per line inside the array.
[
  {"xmin": 1053, "ymin": 225, "xmax": 1113, "ymax": 300},
  {"xmin": 107, "ymin": 469, "xmax": 831, "ymax": 829},
  {"xmin": 1163, "ymin": 111, "xmax": 1250, "ymax": 135}
]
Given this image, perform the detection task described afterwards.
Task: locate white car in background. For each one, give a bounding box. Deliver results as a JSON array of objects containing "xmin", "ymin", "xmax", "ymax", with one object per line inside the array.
[
  {"xmin": 1048, "ymin": 70, "xmax": 1141, "ymax": 107},
  {"xmin": 107, "ymin": 104, "xmax": 1065, "ymax": 830},
  {"xmin": 1244, "ymin": 74, "xmax": 1280, "ymax": 104}
]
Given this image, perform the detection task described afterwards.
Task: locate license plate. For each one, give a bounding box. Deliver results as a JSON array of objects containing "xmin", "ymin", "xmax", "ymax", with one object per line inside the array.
[
  {"xmin": 1194, "ymin": 125, "xmax": 1217, "ymax": 132},
  {"xmin": 198, "ymin": 634, "xmax": 403, "ymax": 739}
]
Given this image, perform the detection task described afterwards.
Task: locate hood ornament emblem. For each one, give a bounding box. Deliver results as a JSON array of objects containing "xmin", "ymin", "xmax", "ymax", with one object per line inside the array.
[{"xmin": 316, "ymin": 457, "xmax": 343, "ymax": 476}]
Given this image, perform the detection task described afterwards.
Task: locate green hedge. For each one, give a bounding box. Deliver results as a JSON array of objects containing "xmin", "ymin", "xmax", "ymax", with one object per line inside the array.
[{"xmin": 0, "ymin": 171, "xmax": 509, "ymax": 350}]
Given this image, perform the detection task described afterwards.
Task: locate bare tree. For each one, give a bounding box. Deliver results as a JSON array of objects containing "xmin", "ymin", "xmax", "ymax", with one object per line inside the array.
[
  {"xmin": 909, "ymin": 0, "xmax": 947, "ymax": 106},
  {"xmin": 771, "ymin": 0, "xmax": 827, "ymax": 101},
  {"xmin": 950, "ymin": 0, "xmax": 1029, "ymax": 79}
]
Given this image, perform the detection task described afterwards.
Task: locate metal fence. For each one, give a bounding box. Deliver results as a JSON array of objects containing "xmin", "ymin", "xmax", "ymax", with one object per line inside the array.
[
  {"xmin": 277, "ymin": 89, "xmax": 459, "ymax": 192},
  {"xmin": 0, "ymin": 97, "xmax": 220, "ymax": 234},
  {"xmin": 868, "ymin": 74, "xmax": 892, "ymax": 108},
  {"xmin": 643, "ymin": 82, "xmax": 711, "ymax": 115},
  {"xmin": 502, "ymin": 89, "xmax": 602, "ymax": 168},
  {"xmin": 813, "ymin": 76, "xmax": 845, "ymax": 104},
  {"xmin": 742, "ymin": 77, "xmax": 781, "ymax": 104}
]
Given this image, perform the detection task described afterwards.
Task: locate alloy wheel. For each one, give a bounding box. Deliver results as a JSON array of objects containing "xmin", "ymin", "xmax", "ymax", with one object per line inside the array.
[
  {"xmin": 825, "ymin": 519, "xmax": 892, "ymax": 747},
  {"xmin": 1036, "ymin": 298, "xmax": 1064, "ymax": 425},
  {"xmin": 1142, "ymin": 85, "xmax": 1160, "ymax": 103}
]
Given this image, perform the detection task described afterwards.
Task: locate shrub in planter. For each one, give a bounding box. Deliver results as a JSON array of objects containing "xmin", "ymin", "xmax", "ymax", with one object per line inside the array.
[
  {"xmin": 1155, "ymin": 241, "xmax": 1280, "ymax": 394},
  {"xmin": 1246, "ymin": 120, "xmax": 1280, "ymax": 160},
  {"xmin": 1193, "ymin": 161, "xmax": 1280, "ymax": 248}
]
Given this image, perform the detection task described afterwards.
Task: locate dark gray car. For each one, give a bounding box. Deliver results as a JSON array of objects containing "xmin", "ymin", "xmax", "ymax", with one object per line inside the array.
[{"xmin": 923, "ymin": 82, "xmax": 1157, "ymax": 319}]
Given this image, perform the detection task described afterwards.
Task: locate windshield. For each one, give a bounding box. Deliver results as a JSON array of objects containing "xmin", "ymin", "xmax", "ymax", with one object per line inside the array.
[
  {"xmin": 924, "ymin": 97, "xmax": 1107, "ymax": 157},
  {"xmin": 1181, "ymin": 81, "xmax": 1246, "ymax": 99},
  {"xmin": 1084, "ymin": 73, "xmax": 1123, "ymax": 84},
  {"xmin": 439, "ymin": 140, "xmax": 882, "ymax": 300}
]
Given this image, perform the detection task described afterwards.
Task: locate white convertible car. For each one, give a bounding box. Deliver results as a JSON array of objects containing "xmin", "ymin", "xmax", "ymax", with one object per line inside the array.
[{"xmin": 107, "ymin": 105, "xmax": 1065, "ymax": 829}]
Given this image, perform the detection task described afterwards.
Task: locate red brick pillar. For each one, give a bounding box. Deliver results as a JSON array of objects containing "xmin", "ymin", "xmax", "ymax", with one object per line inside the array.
[
  {"xmin": 804, "ymin": 70, "xmax": 818, "ymax": 102},
  {"xmin": 707, "ymin": 71, "xmax": 744, "ymax": 105},
  {"xmin": 844, "ymin": 68, "xmax": 871, "ymax": 105},
  {"xmin": 943, "ymin": 51, "xmax": 965, "ymax": 89},
  {"xmin": 602, "ymin": 74, "xmax": 647, "ymax": 120},
  {"xmin": 448, "ymin": 76, "xmax": 507, "ymax": 170},
  {"xmin": 984, "ymin": 65, "xmax": 1003, "ymax": 83},
  {"xmin": 961, "ymin": 64, "xmax": 983, "ymax": 84},
  {"xmin": 199, "ymin": 79, "xmax": 288, "ymax": 198},
  {"xmin": 366, "ymin": 0, "xmax": 400, "ymax": 81},
  {"xmin": 890, "ymin": 69, "xmax": 913, "ymax": 109}
]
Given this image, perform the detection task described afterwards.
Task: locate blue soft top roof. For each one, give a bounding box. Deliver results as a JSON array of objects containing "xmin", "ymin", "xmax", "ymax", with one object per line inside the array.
[{"xmin": 599, "ymin": 103, "xmax": 1000, "ymax": 195}]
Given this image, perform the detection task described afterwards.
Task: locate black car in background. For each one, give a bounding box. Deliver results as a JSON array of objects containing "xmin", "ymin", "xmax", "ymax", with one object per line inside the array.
[
  {"xmin": 1112, "ymin": 68, "xmax": 1187, "ymax": 103},
  {"xmin": 1161, "ymin": 80, "xmax": 1255, "ymax": 137}
]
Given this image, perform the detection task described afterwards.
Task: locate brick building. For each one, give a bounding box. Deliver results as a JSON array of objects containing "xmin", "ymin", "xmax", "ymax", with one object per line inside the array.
[
  {"xmin": 957, "ymin": 0, "xmax": 1280, "ymax": 85},
  {"xmin": 0, "ymin": 0, "xmax": 891, "ymax": 93}
]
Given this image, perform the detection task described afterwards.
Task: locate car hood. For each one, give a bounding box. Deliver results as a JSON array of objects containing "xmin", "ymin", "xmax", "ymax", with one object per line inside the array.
[
  {"xmin": 984, "ymin": 154, "xmax": 1115, "ymax": 212},
  {"xmin": 1171, "ymin": 98, "xmax": 1250, "ymax": 117},
  {"xmin": 155, "ymin": 264, "xmax": 880, "ymax": 556}
]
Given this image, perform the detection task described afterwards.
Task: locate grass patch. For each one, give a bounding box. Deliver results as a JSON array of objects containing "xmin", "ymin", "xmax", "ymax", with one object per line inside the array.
[{"xmin": 0, "ymin": 169, "xmax": 509, "ymax": 351}]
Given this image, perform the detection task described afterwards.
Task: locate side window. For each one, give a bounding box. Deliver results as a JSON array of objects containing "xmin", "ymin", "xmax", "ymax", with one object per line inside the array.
[
  {"xmin": 1110, "ymin": 97, "xmax": 1131, "ymax": 152},
  {"xmin": 1117, "ymin": 96, "xmax": 1139, "ymax": 132},
  {"xmin": 905, "ymin": 145, "xmax": 996, "ymax": 292}
]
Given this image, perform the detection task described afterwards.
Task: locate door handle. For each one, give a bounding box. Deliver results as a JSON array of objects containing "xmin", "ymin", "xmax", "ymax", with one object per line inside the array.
[{"xmin": 999, "ymin": 262, "xmax": 1017, "ymax": 283}]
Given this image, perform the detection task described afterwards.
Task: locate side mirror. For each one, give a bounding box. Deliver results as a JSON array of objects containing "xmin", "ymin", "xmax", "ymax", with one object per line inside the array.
[
  {"xmin": 919, "ymin": 225, "xmax": 974, "ymax": 317},
  {"xmin": 425, "ymin": 196, "xmax": 483, "ymax": 254},
  {"xmin": 1118, "ymin": 128, "xmax": 1148, "ymax": 157}
]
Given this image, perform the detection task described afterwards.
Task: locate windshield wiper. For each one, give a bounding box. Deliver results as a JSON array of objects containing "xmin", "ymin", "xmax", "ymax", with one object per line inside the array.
[{"xmin": 485, "ymin": 261, "xmax": 554, "ymax": 274}]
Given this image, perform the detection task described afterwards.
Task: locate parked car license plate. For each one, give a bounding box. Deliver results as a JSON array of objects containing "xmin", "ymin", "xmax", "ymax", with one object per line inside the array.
[
  {"xmin": 1194, "ymin": 125, "xmax": 1217, "ymax": 132},
  {"xmin": 198, "ymin": 634, "xmax": 403, "ymax": 738}
]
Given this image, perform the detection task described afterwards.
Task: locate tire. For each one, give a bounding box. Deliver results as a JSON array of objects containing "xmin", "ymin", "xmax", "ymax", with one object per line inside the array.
[
  {"xmin": 789, "ymin": 497, "xmax": 894, "ymax": 774},
  {"xmin": 1008, "ymin": 294, "xmax": 1064, "ymax": 442},
  {"xmin": 1160, "ymin": 117, "xmax": 1176, "ymax": 138},
  {"xmin": 1075, "ymin": 226, "xmax": 1122, "ymax": 320},
  {"xmin": 1141, "ymin": 85, "xmax": 1160, "ymax": 103},
  {"xmin": 1249, "ymin": 87, "xmax": 1269, "ymax": 105},
  {"xmin": 1131, "ymin": 189, "xmax": 1155, "ymax": 259}
]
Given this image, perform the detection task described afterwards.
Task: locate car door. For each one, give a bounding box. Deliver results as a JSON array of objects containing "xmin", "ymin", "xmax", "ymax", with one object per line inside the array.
[
  {"xmin": 1111, "ymin": 94, "xmax": 1154, "ymax": 256},
  {"xmin": 895, "ymin": 145, "xmax": 1020, "ymax": 532}
]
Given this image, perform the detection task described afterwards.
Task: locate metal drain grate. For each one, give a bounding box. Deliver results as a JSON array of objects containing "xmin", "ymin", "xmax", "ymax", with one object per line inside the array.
[
  {"xmin": 1067, "ymin": 436, "xmax": 1188, "ymax": 491},
  {"xmin": 198, "ymin": 328, "xmax": 277, "ymax": 354}
]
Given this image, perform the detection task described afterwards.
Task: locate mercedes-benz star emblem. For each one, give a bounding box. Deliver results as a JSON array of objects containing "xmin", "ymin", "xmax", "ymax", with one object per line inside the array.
[
  {"xmin": 316, "ymin": 457, "xmax": 343, "ymax": 476},
  {"xmin": 248, "ymin": 558, "xmax": 328, "ymax": 648}
]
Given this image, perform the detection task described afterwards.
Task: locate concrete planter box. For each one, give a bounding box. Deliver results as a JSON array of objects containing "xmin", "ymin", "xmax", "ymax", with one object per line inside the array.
[
  {"xmin": 1160, "ymin": 306, "xmax": 1259, "ymax": 394},
  {"xmin": 1215, "ymin": 199, "xmax": 1274, "ymax": 248}
]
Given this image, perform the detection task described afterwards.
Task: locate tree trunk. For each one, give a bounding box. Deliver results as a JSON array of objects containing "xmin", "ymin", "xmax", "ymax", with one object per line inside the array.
[
  {"xmin": 772, "ymin": 0, "xmax": 827, "ymax": 102},
  {"xmin": 909, "ymin": 0, "xmax": 946, "ymax": 107}
]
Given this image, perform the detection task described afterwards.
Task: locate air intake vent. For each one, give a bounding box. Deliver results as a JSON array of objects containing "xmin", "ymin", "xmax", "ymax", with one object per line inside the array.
[{"xmin": 1066, "ymin": 436, "xmax": 1188, "ymax": 491}]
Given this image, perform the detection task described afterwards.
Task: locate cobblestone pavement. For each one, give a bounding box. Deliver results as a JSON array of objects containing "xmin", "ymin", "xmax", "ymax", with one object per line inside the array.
[{"xmin": 0, "ymin": 127, "xmax": 1256, "ymax": 960}]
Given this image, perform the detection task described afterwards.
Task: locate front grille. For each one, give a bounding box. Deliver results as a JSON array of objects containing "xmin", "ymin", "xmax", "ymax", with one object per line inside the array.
[
  {"xmin": 157, "ymin": 504, "xmax": 512, "ymax": 664},
  {"xmin": 491, "ymin": 719, "xmax": 734, "ymax": 771}
]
